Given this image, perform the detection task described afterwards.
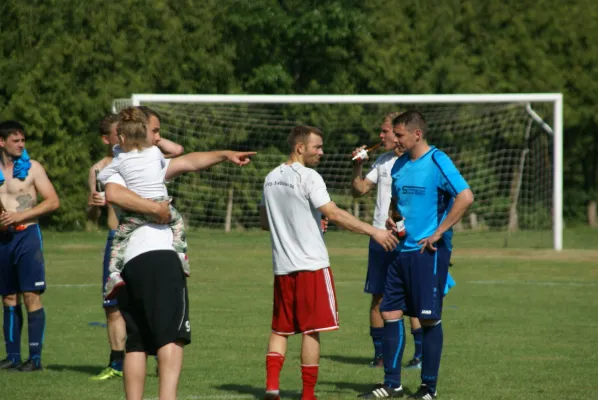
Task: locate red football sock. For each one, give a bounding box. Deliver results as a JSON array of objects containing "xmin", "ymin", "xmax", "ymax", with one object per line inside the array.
[
  {"xmin": 266, "ymin": 352, "xmax": 285, "ymax": 392},
  {"xmin": 301, "ymin": 364, "xmax": 319, "ymax": 400}
]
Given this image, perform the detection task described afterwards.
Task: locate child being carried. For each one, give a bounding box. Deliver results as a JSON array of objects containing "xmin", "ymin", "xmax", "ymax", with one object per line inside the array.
[{"xmin": 98, "ymin": 107, "xmax": 189, "ymax": 300}]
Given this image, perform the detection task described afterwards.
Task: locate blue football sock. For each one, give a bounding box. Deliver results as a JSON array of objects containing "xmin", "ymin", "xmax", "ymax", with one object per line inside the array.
[
  {"xmin": 421, "ymin": 321, "xmax": 443, "ymax": 393},
  {"xmin": 370, "ymin": 326, "xmax": 384, "ymax": 359},
  {"xmin": 27, "ymin": 308, "xmax": 45, "ymax": 364},
  {"xmin": 382, "ymin": 319, "xmax": 405, "ymax": 388},
  {"xmin": 3, "ymin": 305, "xmax": 23, "ymax": 364},
  {"xmin": 411, "ymin": 327, "xmax": 423, "ymax": 360}
]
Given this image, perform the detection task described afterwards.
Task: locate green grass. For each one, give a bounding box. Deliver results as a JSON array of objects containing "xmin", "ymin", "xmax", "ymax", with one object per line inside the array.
[{"xmin": 1, "ymin": 228, "xmax": 598, "ymax": 399}]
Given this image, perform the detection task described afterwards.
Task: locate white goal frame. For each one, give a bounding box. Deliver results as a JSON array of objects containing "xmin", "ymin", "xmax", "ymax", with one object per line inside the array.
[{"xmin": 126, "ymin": 93, "xmax": 564, "ymax": 251}]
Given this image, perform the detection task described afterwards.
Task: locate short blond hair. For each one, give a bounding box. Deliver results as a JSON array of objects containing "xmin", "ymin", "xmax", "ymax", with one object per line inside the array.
[{"xmin": 383, "ymin": 111, "xmax": 401, "ymax": 124}]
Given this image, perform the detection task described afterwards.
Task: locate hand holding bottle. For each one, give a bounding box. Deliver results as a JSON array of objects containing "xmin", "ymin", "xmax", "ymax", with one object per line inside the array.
[
  {"xmin": 351, "ymin": 142, "xmax": 383, "ymax": 163},
  {"xmin": 386, "ymin": 209, "xmax": 406, "ymax": 240}
]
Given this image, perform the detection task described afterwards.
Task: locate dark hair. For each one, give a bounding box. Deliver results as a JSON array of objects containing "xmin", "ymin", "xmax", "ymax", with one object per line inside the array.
[
  {"xmin": 0, "ymin": 120, "xmax": 26, "ymax": 140},
  {"xmin": 392, "ymin": 111, "xmax": 428, "ymax": 136},
  {"xmin": 137, "ymin": 106, "xmax": 161, "ymax": 122},
  {"xmin": 99, "ymin": 113, "xmax": 119, "ymax": 136},
  {"xmin": 118, "ymin": 107, "xmax": 148, "ymax": 149},
  {"xmin": 287, "ymin": 125, "xmax": 323, "ymax": 150}
]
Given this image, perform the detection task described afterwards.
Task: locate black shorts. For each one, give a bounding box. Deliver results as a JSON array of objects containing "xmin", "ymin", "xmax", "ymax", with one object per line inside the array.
[{"xmin": 117, "ymin": 250, "xmax": 191, "ymax": 355}]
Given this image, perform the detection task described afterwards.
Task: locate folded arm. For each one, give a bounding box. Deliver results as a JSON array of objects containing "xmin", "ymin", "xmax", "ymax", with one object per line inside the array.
[
  {"xmin": 1, "ymin": 161, "xmax": 60, "ymax": 226},
  {"xmin": 156, "ymin": 138, "xmax": 184, "ymax": 159},
  {"xmin": 351, "ymin": 163, "xmax": 376, "ymax": 197}
]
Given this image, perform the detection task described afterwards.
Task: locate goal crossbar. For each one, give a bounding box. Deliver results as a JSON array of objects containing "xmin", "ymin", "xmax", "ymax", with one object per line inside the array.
[{"xmin": 126, "ymin": 93, "xmax": 563, "ymax": 251}]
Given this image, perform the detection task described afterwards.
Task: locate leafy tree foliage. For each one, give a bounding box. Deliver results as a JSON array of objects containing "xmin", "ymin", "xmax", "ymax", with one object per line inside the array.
[{"xmin": 0, "ymin": 0, "xmax": 595, "ymax": 228}]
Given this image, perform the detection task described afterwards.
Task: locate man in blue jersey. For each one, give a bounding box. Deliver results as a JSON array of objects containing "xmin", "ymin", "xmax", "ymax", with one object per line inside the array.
[
  {"xmin": 359, "ymin": 111, "xmax": 473, "ymax": 399},
  {"xmin": 352, "ymin": 112, "xmax": 427, "ymax": 370}
]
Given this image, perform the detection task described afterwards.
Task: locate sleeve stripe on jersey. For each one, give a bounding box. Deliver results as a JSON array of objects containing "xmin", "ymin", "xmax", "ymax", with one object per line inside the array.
[{"xmin": 431, "ymin": 152, "xmax": 458, "ymax": 194}]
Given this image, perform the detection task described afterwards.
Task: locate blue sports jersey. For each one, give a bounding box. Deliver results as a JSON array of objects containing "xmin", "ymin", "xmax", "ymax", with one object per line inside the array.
[{"xmin": 391, "ymin": 146, "xmax": 469, "ymax": 252}]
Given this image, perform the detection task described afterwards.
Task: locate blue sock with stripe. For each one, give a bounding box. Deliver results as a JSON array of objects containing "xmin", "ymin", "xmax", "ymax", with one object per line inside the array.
[
  {"xmin": 382, "ymin": 319, "xmax": 405, "ymax": 388},
  {"xmin": 421, "ymin": 321, "xmax": 443, "ymax": 393},
  {"xmin": 27, "ymin": 308, "xmax": 45, "ymax": 365},
  {"xmin": 411, "ymin": 327, "xmax": 423, "ymax": 360},
  {"xmin": 3, "ymin": 305, "xmax": 23, "ymax": 364},
  {"xmin": 370, "ymin": 326, "xmax": 384, "ymax": 359}
]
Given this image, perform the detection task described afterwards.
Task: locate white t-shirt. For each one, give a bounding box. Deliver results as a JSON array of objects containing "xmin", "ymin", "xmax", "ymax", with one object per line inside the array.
[
  {"xmin": 105, "ymin": 171, "xmax": 175, "ymax": 264},
  {"xmin": 262, "ymin": 162, "xmax": 331, "ymax": 275},
  {"xmin": 98, "ymin": 146, "xmax": 168, "ymax": 199},
  {"xmin": 365, "ymin": 151, "xmax": 398, "ymax": 229}
]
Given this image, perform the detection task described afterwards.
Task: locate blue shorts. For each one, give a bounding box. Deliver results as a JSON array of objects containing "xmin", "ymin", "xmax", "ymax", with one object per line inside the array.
[
  {"xmin": 0, "ymin": 224, "xmax": 46, "ymax": 295},
  {"xmin": 102, "ymin": 230, "xmax": 117, "ymax": 308},
  {"xmin": 380, "ymin": 245, "xmax": 451, "ymax": 320},
  {"xmin": 364, "ymin": 238, "xmax": 397, "ymax": 295}
]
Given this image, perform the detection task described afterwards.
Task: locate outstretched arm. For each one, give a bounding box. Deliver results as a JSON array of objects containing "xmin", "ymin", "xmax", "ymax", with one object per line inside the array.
[
  {"xmin": 318, "ymin": 201, "xmax": 398, "ymax": 251},
  {"xmin": 165, "ymin": 150, "xmax": 256, "ymax": 181}
]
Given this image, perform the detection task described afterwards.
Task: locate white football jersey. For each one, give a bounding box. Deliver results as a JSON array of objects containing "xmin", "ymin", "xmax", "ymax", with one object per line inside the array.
[
  {"xmin": 98, "ymin": 146, "xmax": 168, "ymax": 200},
  {"xmin": 365, "ymin": 151, "xmax": 398, "ymax": 229},
  {"xmin": 262, "ymin": 162, "xmax": 331, "ymax": 275}
]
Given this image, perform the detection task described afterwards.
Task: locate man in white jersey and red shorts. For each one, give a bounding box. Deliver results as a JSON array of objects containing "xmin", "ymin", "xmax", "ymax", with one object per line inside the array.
[{"xmin": 260, "ymin": 125, "xmax": 399, "ymax": 400}]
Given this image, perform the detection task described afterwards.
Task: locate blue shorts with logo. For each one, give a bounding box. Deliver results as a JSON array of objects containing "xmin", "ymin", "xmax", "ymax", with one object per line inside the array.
[
  {"xmin": 364, "ymin": 238, "xmax": 397, "ymax": 295},
  {"xmin": 102, "ymin": 230, "xmax": 117, "ymax": 308},
  {"xmin": 380, "ymin": 244, "xmax": 451, "ymax": 320},
  {"xmin": 0, "ymin": 224, "xmax": 46, "ymax": 295}
]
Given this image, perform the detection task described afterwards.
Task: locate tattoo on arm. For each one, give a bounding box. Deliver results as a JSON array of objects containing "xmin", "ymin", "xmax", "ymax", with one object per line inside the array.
[{"xmin": 16, "ymin": 194, "xmax": 34, "ymax": 211}]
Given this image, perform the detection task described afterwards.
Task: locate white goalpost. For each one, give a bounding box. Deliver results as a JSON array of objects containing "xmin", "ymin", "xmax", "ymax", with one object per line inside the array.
[{"xmin": 113, "ymin": 94, "xmax": 563, "ymax": 251}]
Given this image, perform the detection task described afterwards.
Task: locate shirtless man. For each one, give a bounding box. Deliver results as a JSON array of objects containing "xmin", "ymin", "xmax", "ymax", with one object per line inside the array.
[{"xmin": 0, "ymin": 120, "xmax": 60, "ymax": 371}]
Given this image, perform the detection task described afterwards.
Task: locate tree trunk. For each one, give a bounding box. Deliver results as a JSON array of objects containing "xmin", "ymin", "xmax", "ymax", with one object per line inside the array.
[
  {"xmin": 588, "ymin": 200, "xmax": 597, "ymax": 227},
  {"xmin": 225, "ymin": 187, "xmax": 234, "ymax": 233}
]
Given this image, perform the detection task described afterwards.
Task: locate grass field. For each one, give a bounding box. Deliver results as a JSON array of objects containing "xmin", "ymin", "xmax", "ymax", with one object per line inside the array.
[{"xmin": 1, "ymin": 227, "xmax": 598, "ymax": 400}]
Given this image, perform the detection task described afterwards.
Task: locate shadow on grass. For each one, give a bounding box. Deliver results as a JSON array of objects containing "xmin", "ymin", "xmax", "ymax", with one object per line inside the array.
[
  {"xmin": 320, "ymin": 354, "xmax": 371, "ymax": 366},
  {"xmin": 319, "ymin": 380, "xmax": 417, "ymax": 397},
  {"xmin": 45, "ymin": 364, "xmax": 107, "ymax": 375},
  {"xmin": 214, "ymin": 384, "xmax": 300, "ymax": 399}
]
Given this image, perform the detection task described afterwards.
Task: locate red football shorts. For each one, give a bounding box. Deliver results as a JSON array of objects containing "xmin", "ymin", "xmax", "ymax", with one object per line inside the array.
[{"xmin": 271, "ymin": 267, "xmax": 339, "ymax": 335}]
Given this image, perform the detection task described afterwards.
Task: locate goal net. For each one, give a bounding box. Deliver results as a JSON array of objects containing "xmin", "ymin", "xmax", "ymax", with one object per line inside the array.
[{"xmin": 113, "ymin": 94, "xmax": 563, "ymax": 250}]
